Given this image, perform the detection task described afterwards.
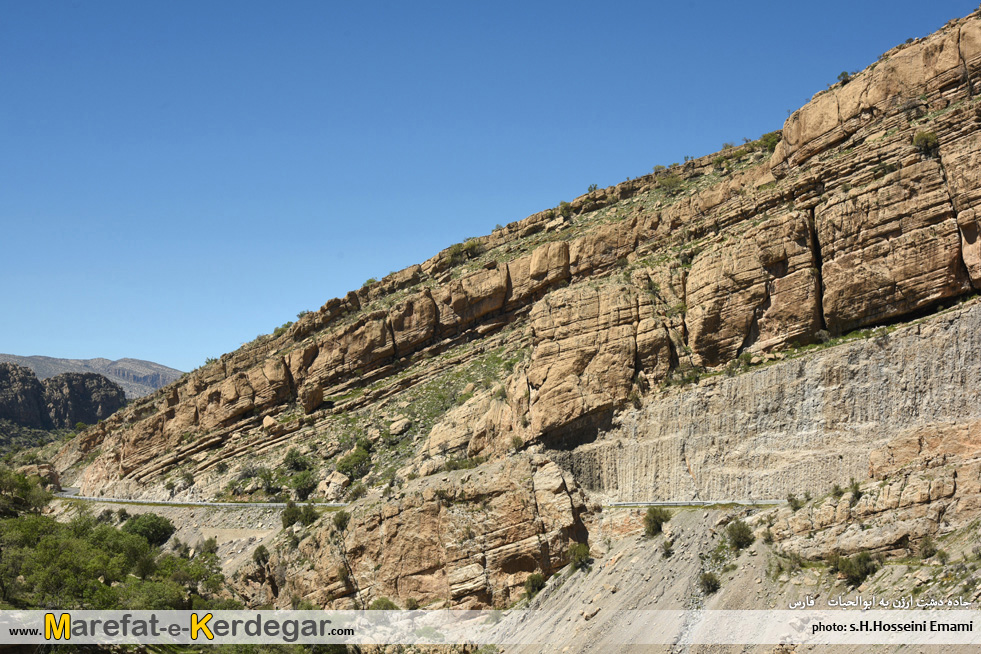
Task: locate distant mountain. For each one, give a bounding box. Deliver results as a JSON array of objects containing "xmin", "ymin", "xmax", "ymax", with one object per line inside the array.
[{"xmin": 0, "ymin": 355, "xmax": 182, "ymax": 398}]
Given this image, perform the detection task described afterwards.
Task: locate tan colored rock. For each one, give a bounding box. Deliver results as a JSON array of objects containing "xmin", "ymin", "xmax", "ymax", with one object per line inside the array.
[
  {"xmin": 435, "ymin": 267, "xmax": 508, "ymax": 337},
  {"xmin": 816, "ymin": 158, "xmax": 970, "ymax": 333},
  {"xmin": 245, "ymin": 456, "xmax": 588, "ymax": 610},
  {"xmin": 506, "ymin": 242, "xmax": 571, "ymax": 308},
  {"xmin": 686, "ymin": 210, "xmax": 821, "ymax": 365},
  {"xmin": 526, "ymin": 285, "xmax": 668, "ymax": 435}
]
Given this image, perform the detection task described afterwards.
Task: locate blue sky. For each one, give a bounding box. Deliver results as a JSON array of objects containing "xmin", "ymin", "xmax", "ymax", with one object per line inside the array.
[{"xmin": 2, "ymin": 1, "xmax": 977, "ymax": 372}]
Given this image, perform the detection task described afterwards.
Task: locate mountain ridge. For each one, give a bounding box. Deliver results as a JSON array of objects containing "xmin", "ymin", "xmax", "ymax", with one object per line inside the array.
[{"xmin": 0, "ymin": 354, "xmax": 182, "ymax": 399}]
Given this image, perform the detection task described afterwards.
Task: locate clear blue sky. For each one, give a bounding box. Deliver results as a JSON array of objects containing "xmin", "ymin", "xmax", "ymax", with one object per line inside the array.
[{"xmin": 2, "ymin": 1, "xmax": 976, "ymax": 372}]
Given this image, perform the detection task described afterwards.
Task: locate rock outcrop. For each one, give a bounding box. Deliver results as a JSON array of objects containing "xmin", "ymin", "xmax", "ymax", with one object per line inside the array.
[
  {"xmin": 234, "ymin": 455, "xmax": 588, "ymax": 610},
  {"xmin": 0, "ymin": 363, "xmax": 126, "ymax": 430}
]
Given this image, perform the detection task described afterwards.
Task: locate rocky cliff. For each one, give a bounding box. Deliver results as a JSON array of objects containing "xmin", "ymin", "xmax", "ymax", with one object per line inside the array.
[
  {"xmin": 50, "ymin": 7, "xmax": 981, "ymax": 614},
  {"xmin": 0, "ymin": 363, "xmax": 127, "ymax": 430}
]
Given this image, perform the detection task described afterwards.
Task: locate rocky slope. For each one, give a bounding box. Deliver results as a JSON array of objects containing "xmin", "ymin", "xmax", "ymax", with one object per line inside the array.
[
  {"xmin": 48, "ymin": 6, "xmax": 981, "ymax": 620},
  {"xmin": 0, "ymin": 363, "xmax": 127, "ymax": 430},
  {"xmin": 0, "ymin": 354, "xmax": 183, "ymax": 398}
]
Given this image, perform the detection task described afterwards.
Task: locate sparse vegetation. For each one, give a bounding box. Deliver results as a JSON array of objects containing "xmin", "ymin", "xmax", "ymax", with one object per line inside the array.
[
  {"xmin": 913, "ymin": 131, "xmax": 939, "ymax": 156},
  {"xmin": 337, "ymin": 445, "xmax": 372, "ymax": 480},
  {"xmin": 369, "ymin": 597, "xmax": 399, "ymax": 610},
  {"xmin": 569, "ymin": 543, "xmax": 591, "ymax": 570},
  {"xmin": 699, "ymin": 572, "xmax": 721, "ymax": 594},
  {"xmin": 524, "ymin": 572, "xmax": 546, "ymax": 598},
  {"xmin": 726, "ymin": 519, "xmax": 755, "ymax": 551},
  {"xmin": 827, "ymin": 551, "xmax": 880, "ymax": 586},
  {"xmin": 252, "ymin": 545, "xmax": 270, "ymax": 566},
  {"xmin": 644, "ymin": 506, "xmax": 671, "ymax": 537},
  {"xmin": 918, "ymin": 536, "xmax": 938, "ymax": 560},
  {"xmin": 661, "ymin": 539, "xmax": 674, "ymax": 559},
  {"xmin": 333, "ymin": 510, "xmax": 351, "ymax": 532},
  {"xmin": 787, "ymin": 493, "xmax": 804, "ymax": 512}
]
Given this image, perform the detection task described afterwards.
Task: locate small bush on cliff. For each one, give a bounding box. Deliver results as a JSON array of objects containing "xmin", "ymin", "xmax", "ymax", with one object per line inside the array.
[
  {"xmin": 644, "ymin": 507, "xmax": 671, "ymax": 537},
  {"xmin": 337, "ymin": 446, "xmax": 371, "ymax": 480},
  {"xmin": 291, "ymin": 470, "xmax": 317, "ymax": 501},
  {"xmin": 661, "ymin": 539, "xmax": 674, "ymax": 559},
  {"xmin": 569, "ymin": 543, "xmax": 591, "ymax": 570},
  {"xmin": 726, "ymin": 519, "xmax": 755, "ymax": 551},
  {"xmin": 913, "ymin": 131, "xmax": 939, "ymax": 156},
  {"xmin": 121, "ymin": 513, "xmax": 175, "ymax": 547},
  {"xmin": 699, "ymin": 572, "xmax": 721, "ymax": 594},
  {"xmin": 524, "ymin": 572, "xmax": 546, "ymax": 598},
  {"xmin": 252, "ymin": 545, "xmax": 270, "ymax": 566},
  {"xmin": 827, "ymin": 551, "xmax": 879, "ymax": 586},
  {"xmin": 919, "ymin": 536, "xmax": 938, "ymax": 560},
  {"xmin": 284, "ymin": 448, "xmax": 312, "ymax": 472},
  {"xmin": 282, "ymin": 501, "xmax": 302, "ymax": 528},
  {"xmin": 848, "ymin": 478, "xmax": 863, "ymax": 506},
  {"xmin": 333, "ymin": 510, "xmax": 350, "ymax": 532},
  {"xmin": 369, "ymin": 597, "xmax": 399, "ymax": 610}
]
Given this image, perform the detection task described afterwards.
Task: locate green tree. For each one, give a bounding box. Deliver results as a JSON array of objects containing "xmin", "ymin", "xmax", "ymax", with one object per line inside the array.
[{"xmin": 121, "ymin": 513, "xmax": 175, "ymax": 547}]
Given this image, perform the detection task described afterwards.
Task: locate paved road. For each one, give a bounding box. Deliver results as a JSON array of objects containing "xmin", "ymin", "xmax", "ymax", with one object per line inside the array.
[{"xmin": 55, "ymin": 488, "xmax": 347, "ymax": 509}]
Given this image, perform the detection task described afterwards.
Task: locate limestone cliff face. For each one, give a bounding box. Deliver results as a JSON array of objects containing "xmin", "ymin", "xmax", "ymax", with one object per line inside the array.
[
  {"xmin": 51, "ymin": 7, "xmax": 981, "ymax": 610},
  {"xmin": 554, "ymin": 301, "xmax": 981, "ymax": 502}
]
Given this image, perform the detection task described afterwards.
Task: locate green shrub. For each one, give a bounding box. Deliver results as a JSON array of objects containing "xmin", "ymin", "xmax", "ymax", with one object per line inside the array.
[
  {"xmin": 937, "ymin": 549, "xmax": 950, "ymax": 565},
  {"xmin": 121, "ymin": 513, "xmax": 176, "ymax": 546},
  {"xmin": 587, "ymin": 183, "xmax": 598, "ymax": 193},
  {"xmin": 658, "ymin": 174, "xmax": 683, "ymax": 194},
  {"xmin": 919, "ymin": 536, "xmax": 938, "ymax": 560},
  {"xmin": 837, "ymin": 71, "xmax": 851, "ymax": 84},
  {"xmin": 290, "ymin": 470, "xmax": 317, "ymax": 501},
  {"xmin": 347, "ymin": 482, "xmax": 367, "ymax": 500},
  {"xmin": 284, "ymin": 448, "xmax": 312, "ymax": 472},
  {"xmin": 644, "ymin": 507, "xmax": 671, "ymax": 537},
  {"xmin": 511, "ymin": 435, "xmax": 524, "ymax": 451},
  {"xmin": 661, "ymin": 539, "xmax": 674, "ymax": 559},
  {"xmin": 337, "ymin": 446, "xmax": 371, "ymax": 480},
  {"xmin": 282, "ymin": 501, "xmax": 302, "ymax": 528},
  {"xmin": 827, "ymin": 551, "xmax": 879, "ymax": 586},
  {"xmin": 363, "ymin": 278, "xmax": 377, "ymax": 287},
  {"xmin": 569, "ymin": 543, "xmax": 590, "ymax": 570},
  {"xmin": 299, "ymin": 503, "xmax": 318, "ymax": 526},
  {"xmin": 200, "ymin": 537, "xmax": 219, "ymax": 555},
  {"xmin": 758, "ymin": 131, "xmax": 781, "ymax": 153},
  {"xmin": 404, "ymin": 597, "xmax": 420, "ymax": 610},
  {"xmin": 524, "ymin": 572, "xmax": 546, "ymax": 597},
  {"xmin": 559, "ymin": 201, "xmax": 573, "ymax": 218},
  {"xmin": 369, "ymin": 597, "xmax": 399, "ymax": 610},
  {"xmin": 333, "ymin": 510, "xmax": 350, "ymax": 532},
  {"xmin": 849, "ymin": 478, "xmax": 863, "ymax": 506},
  {"xmin": 726, "ymin": 520, "xmax": 755, "ymax": 550},
  {"xmin": 699, "ymin": 572, "xmax": 721, "ymax": 594},
  {"xmin": 913, "ymin": 131, "xmax": 939, "ymax": 156}
]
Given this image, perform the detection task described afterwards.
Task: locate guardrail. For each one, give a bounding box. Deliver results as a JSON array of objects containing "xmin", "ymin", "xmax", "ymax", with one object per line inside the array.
[{"xmin": 55, "ymin": 488, "xmax": 346, "ymax": 509}]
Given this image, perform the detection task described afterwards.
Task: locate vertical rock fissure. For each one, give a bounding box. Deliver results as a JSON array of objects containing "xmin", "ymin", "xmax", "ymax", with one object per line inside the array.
[
  {"xmin": 807, "ymin": 207, "xmax": 830, "ymax": 332},
  {"xmin": 384, "ymin": 319, "xmax": 399, "ymax": 361},
  {"xmin": 936, "ymin": 148, "xmax": 977, "ymax": 291}
]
